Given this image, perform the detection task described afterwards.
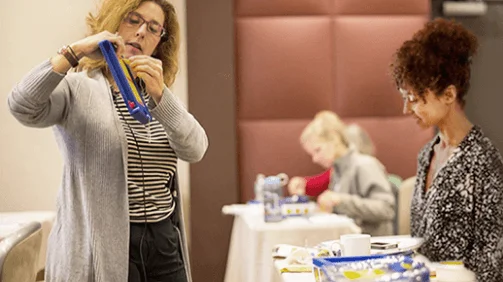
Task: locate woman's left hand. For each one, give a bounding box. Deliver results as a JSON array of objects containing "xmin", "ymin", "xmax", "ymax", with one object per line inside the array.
[
  {"xmin": 129, "ymin": 55, "xmax": 164, "ymax": 103},
  {"xmin": 317, "ymin": 190, "xmax": 341, "ymax": 212}
]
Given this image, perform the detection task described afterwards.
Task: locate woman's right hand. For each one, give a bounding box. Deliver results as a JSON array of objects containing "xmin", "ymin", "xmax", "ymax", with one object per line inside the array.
[
  {"xmin": 288, "ymin": 177, "xmax": 307, "ymax": 195},
  {"xmin": 71, "ymin": 31, "xmax": 126, "ymax": 61}
]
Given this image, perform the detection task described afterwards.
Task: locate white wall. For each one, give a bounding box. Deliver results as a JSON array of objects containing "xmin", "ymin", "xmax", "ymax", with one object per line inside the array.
[{"xmin": 0, "ymin": 0, "xmax": 190, "ymax": 234}]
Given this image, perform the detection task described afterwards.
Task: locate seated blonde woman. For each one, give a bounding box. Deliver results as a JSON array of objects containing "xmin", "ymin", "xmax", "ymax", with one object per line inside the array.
[
  {"xmin": 292, "ymin": 111, "xmax": 395, "ymax": 236},
  {"xmin": 288, "ymin": 123, "xmax": 376, "ymax": 197}
]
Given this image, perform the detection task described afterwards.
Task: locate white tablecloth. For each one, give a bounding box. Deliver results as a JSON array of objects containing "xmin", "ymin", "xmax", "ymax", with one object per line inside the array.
[
  {"xmin": 0, "ymin": 211, "xmax": 56, "ymax": 273},
  {"xmin": 282, "ymin": 272, "xmax": 315, "ymax": 282},
  {"xmin": 224, "ymin": 205, "xmax": 361, "ymax": 282}
]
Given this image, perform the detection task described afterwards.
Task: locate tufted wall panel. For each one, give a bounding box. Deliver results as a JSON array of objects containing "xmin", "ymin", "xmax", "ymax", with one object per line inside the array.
[{"xmin": 235, "ymin": 0, "xmax": 433, "ymax": 202}]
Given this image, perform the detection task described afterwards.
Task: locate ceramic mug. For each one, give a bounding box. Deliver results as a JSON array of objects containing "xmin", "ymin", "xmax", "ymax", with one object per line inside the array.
[{"xmin": 331, "ymin": 234, "xmax": 371, "ymax": 257}]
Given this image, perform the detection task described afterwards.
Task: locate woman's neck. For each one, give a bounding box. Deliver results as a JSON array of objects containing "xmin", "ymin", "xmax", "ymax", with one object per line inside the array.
[
  {"xmin": 437, "ymin": 105, "xmax": 473, "ymax": 147},
  {"xmin": 331, "ymin": 144, "xmax": 350, "ymax": 163}
]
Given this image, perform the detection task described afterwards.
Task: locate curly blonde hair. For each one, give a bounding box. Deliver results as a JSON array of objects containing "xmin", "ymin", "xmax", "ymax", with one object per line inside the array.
[
  {"xmin": 300, "ymin": 111, "xmax": 349, "ymax": 146},
  {"xmin": 80, "ymin": 0, "xmax": 180, "ymax": 87}
]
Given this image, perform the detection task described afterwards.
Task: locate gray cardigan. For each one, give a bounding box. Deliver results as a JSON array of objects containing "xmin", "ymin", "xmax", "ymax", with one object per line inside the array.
[
  {"xmin": 7, "ymin": 60, "xmax": 208, "ymax": 282},
  {"xmin": 330, "ymin": 148, "xmax": 395, "ymax": 236}
]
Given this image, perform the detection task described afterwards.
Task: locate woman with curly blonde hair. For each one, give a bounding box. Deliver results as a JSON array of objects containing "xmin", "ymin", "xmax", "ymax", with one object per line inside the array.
[
  {"xmin": 81, "ymin": 0, "xmax": 180, "ymax": 87},
  {"xmin": 288, "ymin": 121, "xmax": 378, "ymax": 198},
  {"xmin": 289, "ymin": 111, "xmax": 395, "ymax": 236},
  {"xmin": 7, "ymin": 0, "xmax": 207, "ymax": 281}
]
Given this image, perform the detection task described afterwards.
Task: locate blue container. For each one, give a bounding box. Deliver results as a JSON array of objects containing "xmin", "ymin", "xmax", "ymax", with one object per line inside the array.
[{"xmin": 312, "ymin": 254, "xmax": 430, "ymax": 282}]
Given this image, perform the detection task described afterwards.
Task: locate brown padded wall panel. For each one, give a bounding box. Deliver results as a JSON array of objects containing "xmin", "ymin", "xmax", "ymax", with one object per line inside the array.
[
  {"xmin": 332, "ymin": 0, "xmax": 430, "ymax": 15},
  {"xmin": 236, "ymin": 18, "xmax": 333, "ymax": 120},
  {"xmin": 188, "ymin": 0, "xmax": 432, "ymax": 279},
  {"xmin": 235, "ymin": 0, "xmax": 332, "ymax": 17},
  {"xmin": 343, "ymin": 117, "xmax": 434, "ymax": 178},
  {"xmin": 332, "ymin": 16, "xmax": 428, "ymax": 117},
  {"xmin": 232, "ymin": 0, "xmax": 432, "ymax": 275},
  {"xmin": 238, "ymin": 120, "xmax": 323, "ymax": 202},
  {"xmin": 239, "ymin": 117, "xmax": 434, "ymax": 202}
]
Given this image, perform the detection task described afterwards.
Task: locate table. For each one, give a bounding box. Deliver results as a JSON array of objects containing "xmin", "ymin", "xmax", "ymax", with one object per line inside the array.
[
  {"xmin": 223, "ymin": 204, "xmax": 361, "ymax": 282},
  {"xmin": 0, "ymin": 223, "xmax": 26, "ymax": 240},
  {"xmin": 0, "ymin": 211, "xmax": 56, "ymax": 274},
  {"xmin": 275, "ymin": 260, "xmax": 439, "ymax": 282},
  {"xmin": 275, "ymin": 259, "xmax": 315, "ymax": 282},
  {"xmin": 272, "ymin": 236, "xmax": 442, "ymax": 282}
]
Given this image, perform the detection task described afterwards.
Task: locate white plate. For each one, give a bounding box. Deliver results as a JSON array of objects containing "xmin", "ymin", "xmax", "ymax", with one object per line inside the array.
[{"xmin": 317, "ymin": 235, "xmax": 424, "ymax": 256}]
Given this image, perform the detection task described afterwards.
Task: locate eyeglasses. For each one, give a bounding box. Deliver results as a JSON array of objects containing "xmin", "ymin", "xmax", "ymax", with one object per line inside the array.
[{"xmin": 123, "ymin": 12, "xmax": 166, "ymax": 37}]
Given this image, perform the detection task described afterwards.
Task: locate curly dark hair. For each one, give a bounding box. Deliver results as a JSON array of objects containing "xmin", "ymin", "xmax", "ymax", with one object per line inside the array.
[{"xmin": 390, "ymin": 18, "xmax": 478, "ymax": 106}]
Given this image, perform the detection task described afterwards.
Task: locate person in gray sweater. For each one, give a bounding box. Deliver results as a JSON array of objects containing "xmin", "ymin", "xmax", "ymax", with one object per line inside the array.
[
  {"xmin": 7, "ymin": 0, "xmax": 207, "ymax": 281},
  {"xmin": 296, "ymin": 111, "xmax": 395, "ymax": 236}
]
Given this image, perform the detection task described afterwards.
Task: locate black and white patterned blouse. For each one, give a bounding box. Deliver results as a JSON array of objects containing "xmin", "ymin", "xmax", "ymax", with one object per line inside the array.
[{"xmin": 411, "ymin": 126, "xmax": 503, "ymax": 281}]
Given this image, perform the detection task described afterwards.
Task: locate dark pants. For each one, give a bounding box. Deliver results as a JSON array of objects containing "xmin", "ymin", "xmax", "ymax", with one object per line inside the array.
[{"xmin": 128, "ymin": 217, "xmax": 187, "ymax": 282}]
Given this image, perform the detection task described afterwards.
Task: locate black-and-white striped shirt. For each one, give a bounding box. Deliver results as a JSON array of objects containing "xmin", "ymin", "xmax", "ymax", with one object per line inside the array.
[{"xmin": 112, "ymin": 88, "xmax": 177, "ymax": 223}]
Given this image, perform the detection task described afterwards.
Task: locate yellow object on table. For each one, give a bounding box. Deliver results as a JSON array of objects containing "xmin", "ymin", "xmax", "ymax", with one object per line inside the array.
[{"xmin": 279, "ymin": 265, "xmax": 313, "ymax": 273}]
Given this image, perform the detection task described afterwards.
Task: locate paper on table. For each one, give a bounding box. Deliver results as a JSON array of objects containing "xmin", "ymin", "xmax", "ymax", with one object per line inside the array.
[
  {"xmin": 276, "ymin": 255, "xmax": 314, "ymax": 274},
  {"xmin": 273, "ymin": 244, "xmax": 331, "ymax": 259}
]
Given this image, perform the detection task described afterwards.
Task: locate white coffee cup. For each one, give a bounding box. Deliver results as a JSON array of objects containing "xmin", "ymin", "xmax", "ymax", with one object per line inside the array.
[{"xmin": 331, "ymin": 234, "xmax": 371, "ymax": 257}]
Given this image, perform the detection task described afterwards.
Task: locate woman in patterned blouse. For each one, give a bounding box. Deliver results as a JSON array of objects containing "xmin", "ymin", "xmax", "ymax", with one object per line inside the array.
[{"xmin": 390, "ymin": 18, "xmax": 503, "ymax": 281}]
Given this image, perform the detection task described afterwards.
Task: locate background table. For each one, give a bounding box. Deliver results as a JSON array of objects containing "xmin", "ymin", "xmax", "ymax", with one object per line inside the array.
[
  {"xmin": 0, "ymin": 211, "xmax": 56, "ymax": 276},
  {"xmin": 223, "ymin": 205, "xmax": 361, "ymax": 282}
]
